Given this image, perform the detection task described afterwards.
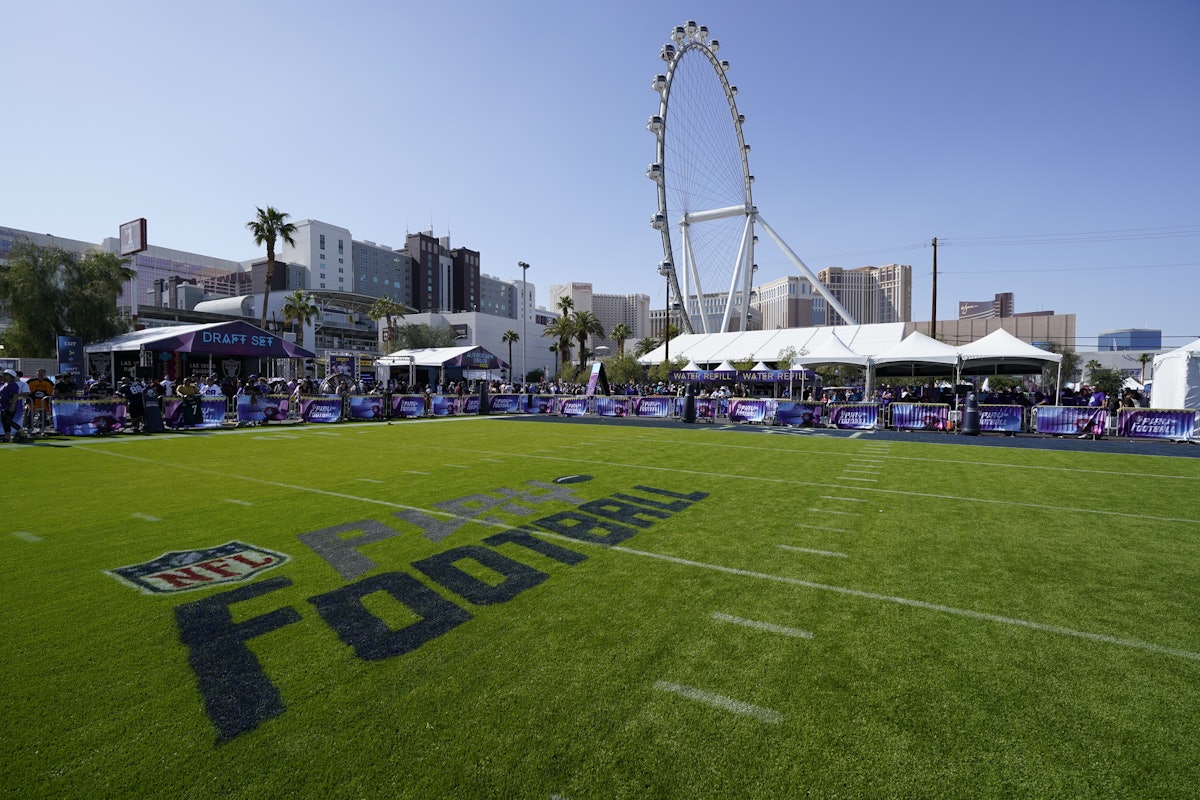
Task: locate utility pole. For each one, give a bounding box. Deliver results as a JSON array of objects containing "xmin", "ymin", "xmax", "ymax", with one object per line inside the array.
[{"xmin": 930, "ymin": 237, "xmax": 938, "ymax": 341}]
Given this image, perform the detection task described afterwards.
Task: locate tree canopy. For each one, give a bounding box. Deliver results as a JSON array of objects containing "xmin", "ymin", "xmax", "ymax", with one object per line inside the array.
[{"xmin": 0, "ymin": 240, "xmax": 134, "ymax": 356}]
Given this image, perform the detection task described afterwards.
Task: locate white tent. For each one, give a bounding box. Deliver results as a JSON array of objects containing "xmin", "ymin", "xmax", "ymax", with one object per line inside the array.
[
  {"xmin": 872, "ymin": 331, "xmax": 960, "ymax": 378},
  {"xmin": 1151, "ymin": 338, "xmax": 1200, "ymax": 409},
  {"xmin": 957, "ymin": 328, "xmax": 1062, "ymax": 376},
  {"xmin": 791, "ymin": 330, "xmax": 870, "ymax": 368}
]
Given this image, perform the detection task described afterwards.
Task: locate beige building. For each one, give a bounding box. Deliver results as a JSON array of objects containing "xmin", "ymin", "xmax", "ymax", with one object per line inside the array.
[
  {"xmin": 550, "ymin": 282, "xmax": 651, "ymax": 356},
  {"xmin": 817, "ymin": 264, "xmax": 912, "ymax": 326}
]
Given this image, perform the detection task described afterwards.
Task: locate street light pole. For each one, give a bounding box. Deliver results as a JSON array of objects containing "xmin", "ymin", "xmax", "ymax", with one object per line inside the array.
[{"xmin": 518, "ymin": 261, "xmax": 530, "ymax": 385}]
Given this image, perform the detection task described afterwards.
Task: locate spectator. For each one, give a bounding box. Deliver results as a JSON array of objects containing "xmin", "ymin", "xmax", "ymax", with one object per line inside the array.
[
  {"xmin": 118, "ymin": 377, "xmax": 146, "ymax": 433},
  {"xmin": 26, "ymin": 369, "xmax": 55, "ymax": 434},
  {"xmin": 54, "ymin": 373, "xmax": 78, "ymax": 398},
  {"xmin": 1, "ymin": 369, "xmax": 22, "ymax": 442}
]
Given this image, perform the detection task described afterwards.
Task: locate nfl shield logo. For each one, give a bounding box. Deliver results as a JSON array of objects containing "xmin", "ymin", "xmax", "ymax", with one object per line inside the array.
[{"xmin": 107, "ymin": 541, "xmax": 290, "ymax": 594}]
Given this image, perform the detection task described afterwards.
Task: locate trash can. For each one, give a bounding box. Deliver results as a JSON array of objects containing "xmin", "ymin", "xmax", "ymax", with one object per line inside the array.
[
  {"xmin": 477, "ymin": 382, "xmax": 489, "ymax": 415},
  {"xmin": 961, "ymin": 391, "xmax": 980, "ymax": 436},
  {"xmin": 683, "ymin": 385, "xmax": 697, "ymax": 423}
]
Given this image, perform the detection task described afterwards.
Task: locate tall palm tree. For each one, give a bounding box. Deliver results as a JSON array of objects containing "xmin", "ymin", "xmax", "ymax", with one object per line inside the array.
[
  {"xmin": 1136, "ymin": 352, "xmax": 1153, "ymax": 383},
  {"xmin": 573, "ymin": 310, "xmax": 604, "ymax": 372},
  {"xmin": 555, "ymin": 295, "xmax": 575, "ymax": 318},
  {"xmin": 368, "ymin": 296, "xmax": 405, "ymax": 351},
  {"xmin": 246, "ymin": 206, "xmax": 297, "ymax": 329},
  {"xmin": 280, "ymin": 290, "xmax": 319, "ymax": 349},
  {"xmin": 549, "ymin": 343, "xmax": 560, "ymax": 377},
  {"xmin": 634, "ymin": 336, "xmax": 659, "ymax": 359},
  {"xmin": 502, "ymin": 330, "xmax": 519, "ymax": 381},
  {"xmin": 542, "ymin": 316, "xmax": 575, "ymax": 377},
  {"xmin": 610, "ymin": 322, "xmax": 632, "ymax": 356}
]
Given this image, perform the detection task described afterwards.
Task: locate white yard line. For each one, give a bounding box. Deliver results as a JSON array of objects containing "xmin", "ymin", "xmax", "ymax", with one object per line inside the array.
[
  {"xmin": 712, "ymin": 611, "xmax": 815, "ymax": 639},
  {"xmin": 778, "ymin": 544, "xmax": 848, "ymax": 558},
  {"xmin": 653, "ymin": 681, "xmax": 782, "ymax": 724}
]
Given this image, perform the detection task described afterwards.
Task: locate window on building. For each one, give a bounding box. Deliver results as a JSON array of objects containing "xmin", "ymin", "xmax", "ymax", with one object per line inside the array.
[{"xmin": 320, "ymin": 235, "xmax": 326, "ymax": 250}]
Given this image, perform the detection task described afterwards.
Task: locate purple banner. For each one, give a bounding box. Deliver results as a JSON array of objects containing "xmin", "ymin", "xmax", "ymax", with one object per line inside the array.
[
  {"xmin": 828, "ymin": 403, "xmax": 880, "ymax": 430},
  {"xmin": 300, "ymin": 396, "xmax": 344, "ymax": 423},
  {"xmin": 774, "ymin": 402, "xmax": 823, "ymax": 428},
  {"xmin": 461, "ymin": 395, "xmax": 481, "ymax": 414},
  {"xmin": 162, "ymin": 396, "xmax": 226, "ymax": 429},
  {"xmin": 1035, "ymin": 406, "xmax": 1106, "ymax": 436},
  {"xmin": 347, "ymin": 396, "xmax": 386, "ymax": 420},
  {"xmin": 728, "ymin": 398, "xmax": 769, "ymax": 424},
  {"xmin": 525, "ymin": 395, "xmax": 556, "ymax": 414},
  {"xmin": 595, "ymin": 397, "xmax": 630, "ymax": 417},
  {"xmin": 558, "ymin": 397, "xmax": 589, "ymax": 417},
  {"xmin": 979, "ymin": 405, "xmax": 1024, "ymax": 433},
  {"xmin": 236, "ymin": 394, "xmax": 290, "ymax": 424},
  {"xmin": 489, "ymin": 394, "xmax": 523, "ymax": 414},
  {"xmin": 632, "ymin": 396, "xmax": 674, "ymax": 418},
  {"xmin": 891, "ymin": 403, "xmax": 950, "ymax": 431},
  {"xmin": 1117, "ymin": 408, "xmax": 1196, "ymax": 440},
  {"xmin": 52, "ymin": 399, "xmax": 126, "ymax": 436},
  {"xmin": 693, "ymin": 398, "xmax": 718, "ymax": 421}
]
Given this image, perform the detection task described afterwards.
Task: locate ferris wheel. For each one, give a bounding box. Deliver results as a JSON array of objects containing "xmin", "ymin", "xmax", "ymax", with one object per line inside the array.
[{"xmin": 647, "ymin": 21, "xmax": 856, "ymax": 334}]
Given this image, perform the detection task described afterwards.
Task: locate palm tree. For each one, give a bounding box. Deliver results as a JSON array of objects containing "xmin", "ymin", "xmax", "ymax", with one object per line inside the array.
[
  {"xmin": 549, "ymin": 343, "xmax": 560, "ymax": 377},
  {"xmin": 610, "ymin": 322, "xmax": 632, "ymax": 356},
  {"xmin": 280, "ymin": 291, "xmax": 319, "ymax": 349},
  {"xmin": 1136, "ymin": 352, "xmax": 1153, "ymax": 383},
  {"xmin": 542, "ymin": 316, "xmax": 575, "ymax": 377},
  {"xmin": 573, "ymin": 310, "xmax": 605, "ymax": 372},
  {"xmin": 368, "ymin": 296, "xmax": 405, "ymax": 351},
  {"xmin": 555, "ymin": 295, "xmax": 575, "ymax": 318},
  {"xmin": 502, "ymin": 330, "xmax": 519, "ymax": 381},
  {"xmin": 634, "ymin": 336, "xmax": 659, "ymax": 358},
  {"xmin": 246, "ymin": 206, "xmax": 298, "ymax": 329}
]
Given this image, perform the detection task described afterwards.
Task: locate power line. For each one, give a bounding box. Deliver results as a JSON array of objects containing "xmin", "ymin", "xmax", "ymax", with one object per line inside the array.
[{"xmin": 943, "ymin": 261, "xmax": 1198, "ymax": 275}]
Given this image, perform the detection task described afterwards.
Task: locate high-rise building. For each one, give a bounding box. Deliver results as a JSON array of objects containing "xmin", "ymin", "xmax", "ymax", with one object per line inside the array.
[
  {"xmin": 750, "ymin": 275, "xmax": 815, "ymax": 330},
  {"xmin": 1097, "ymin": 328, "xmax": 1162, "ymax": 351},
  {"xmin": 815, "ymin": 264, "xmax": 912, "ymax": 326},
  {"xmin": 551, "ymin": 282, "xmax": 650, "ymax": 355},
  {"xmin": 958, "ymin": 292, "xmax": 1014, "ymax": 319}
]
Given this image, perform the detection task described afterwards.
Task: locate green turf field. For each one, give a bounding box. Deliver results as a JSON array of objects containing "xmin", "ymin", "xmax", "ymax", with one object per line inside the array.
[{"xmin": 2, "ymin": 419, "xmax": 1198, "ymax": 799}]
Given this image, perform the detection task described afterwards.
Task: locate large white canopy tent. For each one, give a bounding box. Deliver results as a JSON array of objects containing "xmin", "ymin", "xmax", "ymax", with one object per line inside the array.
[{"xmin": 1150, "ymin": 338, "xmax": 1200, "ymax": 409}]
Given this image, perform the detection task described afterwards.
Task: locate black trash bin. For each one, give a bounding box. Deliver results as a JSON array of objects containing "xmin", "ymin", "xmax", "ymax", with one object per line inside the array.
[
  {"xmin": 477, "ymin": 382, "xmax": 489, "ymax": 415},
  {"xmin": 682, "ymin": 385, "xmax": 697, "ymax": 423},
  {"xmin": 960, "ymin": 391, "xmax": 980, "ymax": 436}
]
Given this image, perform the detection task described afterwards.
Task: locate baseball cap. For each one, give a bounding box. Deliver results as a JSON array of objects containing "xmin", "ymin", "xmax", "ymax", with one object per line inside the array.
[{"xmin": 2, "ymin": 369, "xmax": 16, "ymax": 378}]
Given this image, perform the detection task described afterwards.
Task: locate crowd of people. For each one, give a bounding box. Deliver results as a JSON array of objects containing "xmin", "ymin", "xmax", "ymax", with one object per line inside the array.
[{"xmin": 0, "ymin": 364, "xmax": 1154, "ymax": 442}]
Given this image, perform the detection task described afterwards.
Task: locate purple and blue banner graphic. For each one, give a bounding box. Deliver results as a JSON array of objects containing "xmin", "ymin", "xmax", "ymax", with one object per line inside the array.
[
  {"xmin": 524, "ymin": 395, "xmax": 556, "ymax": 415},
  {"xmin": 891, "ymin": 403, "xmax": 950, "ymax": 431},
  {"xmin": 1117, "ymin": 408, "xmax": 1196, "ymax": 441},
  {"xmin": 461, "ymin": 395, "xmax": 481, "ymax": 414},
  {"xmin": 774, "ymin": 402, "xmax": 823, "ymax": 428},
  {"xmin": 300, "ymin": 396, "xmax": 344, "ymax": 423},
  {"xmin": 1035, "ymin": 406, "xmax": 1107, "ymax": 436},
  {"xmin": 558, "ymin": 397, "xmax": 589, "ymax": 417},
  {"xmin": 693, "ymin": 398, "xmax": 718, "ymax": 421},
  {"xmin": 162, "ymin": 397, "xmax": 226, "ymax": 429},
  {"xmin": 236, "ymin": 394, "xmax": 291, "ymax": 424},
  {"xmin": 488, "ymin": 394, "xmax": 524, "ymax": 414},
  {"xmin": 595, "ymin": 397, "xmax": 630, "ymax": 417},
  {"xmin": 347, "ymin": 396, "xmax": 386, "ymax": 420},
  {"xmin": 728, "ymin": 398, "xmax": 769, "ymax": 424},
  {"xmin": 979, "ymin": 405, "xmax": 1024, "ymax": 433},
  {"xmin": 632, "ymin": 396, "xmax": 674, "ymax": 418},
  {"xmin": 828, "ymin": 403, "xmax": 881, "ymax": 430},
  {"xmin": 52, "ymin": 399, "xmax": 126, "ymax": 436},
  {"xmin": 392, "ymin": 394, "xmax": 426, "ymax": 419}
]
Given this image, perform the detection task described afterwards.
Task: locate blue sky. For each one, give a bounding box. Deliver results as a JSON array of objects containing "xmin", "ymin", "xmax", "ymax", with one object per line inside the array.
[{"xmin": 4, "ymin": 0, "xmax": 1197, "ymax": 348}]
